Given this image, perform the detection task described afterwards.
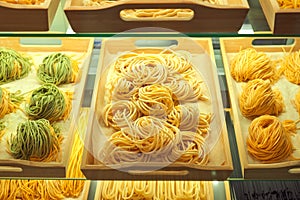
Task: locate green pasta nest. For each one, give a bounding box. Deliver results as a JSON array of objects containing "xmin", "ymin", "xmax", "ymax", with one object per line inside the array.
[
  {"xmin": 26, "ymin": 83, "xmax": 71, "ymax": 122},
  {"xmin": 37, "ymin": 53, "xmax": 78, "ymax": 85},
  {"xmin": 8, "ymin": 119, "xmax": 60, "ymax": 161},
  {"xmin": 0, "ymin": 47, "xmax": 31, "ymax": 84}
]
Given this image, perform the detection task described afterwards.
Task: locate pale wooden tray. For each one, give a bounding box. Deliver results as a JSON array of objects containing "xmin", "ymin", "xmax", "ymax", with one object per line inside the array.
[
  {"xmin": 220, "ymin": 37, "xmax": 300, "ymax": 179},
  {"xmin": 81, "ymin": 37, "xmax": 233, "ymax": 180},
  {"xmin": 259, "ymin": 0, "xmax": 300, "ymax": 34},
  {"xmin": 0, "ymin": 0, "xmax": 60, "ymax": 31},
  {"xmin": 0, "ymin": 37, "xmax": 94, "ymax": 178},
  {"xmin": 64, "ymin": 0, "xmax": 249, "ymax": 33}
]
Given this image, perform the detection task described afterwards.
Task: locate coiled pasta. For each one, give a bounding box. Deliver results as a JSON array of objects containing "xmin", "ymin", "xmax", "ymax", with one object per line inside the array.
[
  {"xmin": 134, "ymin": 84, "xmax": 174, "ymax": 117},
  {"xmin": 0, "ymin": 47, "xmax": 31, "ymax": 84},
  {"xmin": 37, "ymin": 52, "xmax": 79, "ymax": 85},
  {"xmin": 230, "ymin": 48, "xmax": 277, "ymax": 82},
  {"xmin": 8, "ymin": 119, "xmax": 61, "ymax": 162},
  {"xmin": 279, "ymin": 49, "xmax": 300, "ymax": 85},
  {"xmin": 25, "ymin": 83, "xmax": 72, "ymax": 122},
  {"xmin": 247, "ymin": 115, "xmax": 298, "ymax": 163},
  {"xmin": 239, "ymin": 79, "xmax": 284, "ymax": 119},
  {"xmin": 102, "ymin": 100, "xmax": 140, "ymax": 131}
]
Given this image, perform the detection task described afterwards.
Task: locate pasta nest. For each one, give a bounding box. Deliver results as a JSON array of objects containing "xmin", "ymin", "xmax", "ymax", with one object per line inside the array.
[
  {"xmin": 37, "ymin": 53, "xmax": 79, "ymax": 86},
  {"xmin": 239, "ymin": 79, "xmax": 284, "ymax": 119},
  {"xmin": 134, "ymin": 84, "xmax": 174, "ymax": 118},
  {"xmin": 230, "ymin": 48, "xmax": 276, "ymax": 82},
  {"xmin": 0, "ymin": 47, "xmax": 31, "ymax": 84},
  {"xmin": 8, "ymin": 119, "xmax": 61, "ymax": 162},
  {"xmin": 279, "ymin": 50, "xmax": 300, "ymax": 85},
  {"xmin": 25, "ymin": 83, "xmax": 72, "ymax": 122},
  {"xmin": 247, "ymin": 115, "xmax": 296, "ymax": 163}
]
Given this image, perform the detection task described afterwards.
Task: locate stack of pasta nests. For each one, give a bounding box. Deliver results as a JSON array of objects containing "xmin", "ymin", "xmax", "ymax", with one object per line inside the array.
[
  {"xmin": 99, "ymin": 48, "xmax": 212, "ymax": 165},
  {"xmin": 230, "ymin": 47, "xmax": 300, "ymax": 163},
  {"xmin": 0, "ymin": 47, "xmax": 86, "ymax": 199}
]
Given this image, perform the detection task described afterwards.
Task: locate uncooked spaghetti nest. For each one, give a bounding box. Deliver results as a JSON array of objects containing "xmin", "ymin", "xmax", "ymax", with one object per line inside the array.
[
  {"xmin": 239, "ymin": 79, "xmax": 284, "ymax": 119},
  {"xmin": 247, "ymin": 115, "xmax": 299, "ymax": 163},
  {"xmin": 279, "ymin": 49, "xmax": 300, "ymax": 85},
  {"xmin": 230, "ymin": 48, "xmax": 277, "ymax": 82}
]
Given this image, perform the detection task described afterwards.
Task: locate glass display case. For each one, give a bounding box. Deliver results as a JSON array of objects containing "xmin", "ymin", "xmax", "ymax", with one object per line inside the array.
[{"xmin": 0, "ymin": 0, "xmax": 300, "ymax": 199}]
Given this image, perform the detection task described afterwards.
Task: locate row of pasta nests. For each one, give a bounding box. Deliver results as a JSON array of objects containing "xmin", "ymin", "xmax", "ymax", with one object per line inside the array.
[{"xmin": 230, "ymin": 48, "xmax": 300, "ymax": 164}]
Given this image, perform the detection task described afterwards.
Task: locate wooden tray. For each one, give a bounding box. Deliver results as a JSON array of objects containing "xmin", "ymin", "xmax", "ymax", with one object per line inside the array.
[
  {"xmin": 64, "ymin": 0, "xmax": 249, "ymax": 33},
  {"xmin": 81, "ymin": 37, "xmax": 233, "ymax": 180},
  {"xmin": 259, "ymin": 0, "xmax": 300, "ymax": 34},
  {"xmin": 0, "ymin": 37, "xmax": 94, "ymax": 178},
  {"xmin": 94, "ymin": 181, "xmax": 214, "ymax": 199},
  {"xmin": 0, "ymin": 0, "xmax": 60, "ymax": 31},
  {"xmin": 220, "ymin": 37, "xmax": 300, "ymax": 179}
]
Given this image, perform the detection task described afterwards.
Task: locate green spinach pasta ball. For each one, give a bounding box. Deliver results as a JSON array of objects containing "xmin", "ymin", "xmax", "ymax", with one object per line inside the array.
[
  {"xmin": 8, "ymin": 119, "xmax": 61, "ymax": 161},
  {"xmin": 0, "ymin": 47, "xmax": 31, "ymax": 84},
  {"xmin": 37, "ymin": 52, "xmax": 79, "ymax": 85},
  {"xmin": 26, "ymin": 83, "xmax": 71, "ymax": 122}
]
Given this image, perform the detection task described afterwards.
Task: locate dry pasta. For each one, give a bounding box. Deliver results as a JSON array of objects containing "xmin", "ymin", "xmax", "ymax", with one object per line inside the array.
[
  {"xmin": 102, "ymin": 100, "xmax": 140, "ymax": 130},
  {"xmin": 239, "ymin": 79, "xmax": 284, "ymax": 119},
  {"xmin": 0, "ymin": 110, "xmax": 87, "ymax": 199},
  {"xmin": 25, "ymin": 83, "xmax": 72, "ymax": 122},
  {"xmin": 8, "ymin": 118, "xmax": 62, "ymax": 162},
  {"xmin": 277, "ymin": 0, "xmax": 300, "ymax": 8},
  {"xmin": 0, "ymin": 47, "xmax": 31, "ymax": 84},
  {"xmin": 279, "ymin": 49, "xmax": 300, "ymax": 85},
  {"xmin": 0, "ymin": 87, "xmax": 23, "ymax": 119},
  {"xmin": 230, "ymin": 48, "xmax": 277, "ymax": 82},
  {"xmin": 99, "ymin": 48, "xmax": 211, "ymax": 165},
  {"xmin": 98, "ymin": 181, "xmax": 211, "ymax": 200},
  {"xmin": 37, "ymin": 52, "xmax": 79, "ymax": 86},
  {"xmin": 247, "ymin": 115, "xmax": 299, "ymax": 163},
  {"xmin": 0, "ymin": 0, "xmax": 45, "ymax": 4}
]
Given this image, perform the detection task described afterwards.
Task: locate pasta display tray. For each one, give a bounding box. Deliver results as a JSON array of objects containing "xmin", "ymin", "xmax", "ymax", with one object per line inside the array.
[
  {"xmin": 0, "ymin": 0, "xmax": 60, "ymax": 31},
  {"xmin": 81, "ymin": 37, "xmax": 233, "ymax": 180},
  {"xmin": 0, "ymin": 37, "xmax": 94, "ymax": 178},
  {"xmin": 64, "ymin": 0, "xmax": 249, "ymax": 33},
  {"xmin": 259, "ymin": 0, "xmax": 300, "ymax": 34},
  {"xmin": 220, "ymin": 37, "xmax": 300, "ymax": 179}
]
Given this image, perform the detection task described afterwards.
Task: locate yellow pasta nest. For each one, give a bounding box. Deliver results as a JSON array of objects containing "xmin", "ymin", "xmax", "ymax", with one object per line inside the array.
[
  {"xmin": 239, "ymin": 79, "xmax": 284, "ymax": 119},
  {"xmin": 277, "ymin": 0, "xmax": 300, "ymax": 8},
  {"xmin": 247, "ymin": 115, "xmax": 296, "ymax": 163},
  {"xmin": 230, "ymin": 48, "xmax": 276, "ymax": 82},
  {"xmin": 279, "ymin": 49, "xmax": 300, "ymax": 85}
]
